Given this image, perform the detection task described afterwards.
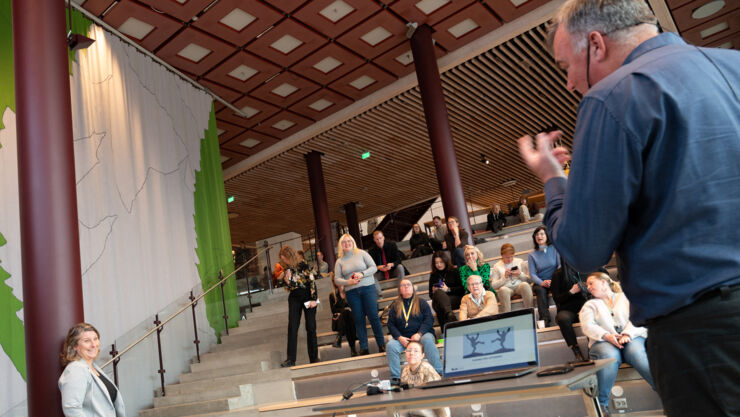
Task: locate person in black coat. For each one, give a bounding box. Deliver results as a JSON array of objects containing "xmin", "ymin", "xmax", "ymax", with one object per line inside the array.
[
  {"xmin": 409, "ymin": 223, "xmax": 433, "ymax": 258},
  {"xmin": 368, "ymin": 231, "xmax": 405, "ymax": 282},
  {"xmin": 486, "ymin": 205, "xmax": 507, "ymax": 234},
  {"xmin": 428, "ymin": 251, "xmax": 465, "ymax": 330},
  {"xmin": 443, "ymin": 216, "xmax": 469, "ymax": 267},
  {"xmin": 328, "ymin": 278, "xmax": 357, "ymax": 356}
]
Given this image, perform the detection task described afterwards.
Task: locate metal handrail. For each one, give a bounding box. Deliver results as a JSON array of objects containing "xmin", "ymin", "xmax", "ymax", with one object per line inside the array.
[{"xmin": 101, "ymin": 245, "xmax": 272, "ymax": 368}]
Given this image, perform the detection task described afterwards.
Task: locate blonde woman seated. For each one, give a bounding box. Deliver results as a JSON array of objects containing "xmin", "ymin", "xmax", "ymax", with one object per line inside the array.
[
  {"xmin": 459, "ymin": 275, "xmax": 499, "ymax": 320},
  {"xmin": 490, "ymin": 243, "xmax": 534, "ymax": 312},
  {"xmin": 580, "ymin": 272, "xmax": 655, "ymax": 412},
  {"xmin": 400, "ymin": 340, "xmax": 450, "ymax": 417}
]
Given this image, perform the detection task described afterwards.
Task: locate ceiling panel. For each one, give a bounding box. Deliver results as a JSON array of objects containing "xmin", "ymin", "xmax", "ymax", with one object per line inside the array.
[
  {"xmin": 216, "ymin": 120, "xmax": 247, "ymax": 144},
  {"xmin": 680, "ymin": 9, "xmax": 739, "ymax": 45},
  {"xmin": 432, "ymin": 2, "xmax": 503, "ymax": 51},
  {"xmin": 80, "ymin": 0, "xmax": 115, "ymax": 16},
  {"xmin": 222, "ymin": 129, "xmax": 281, "ymax": 156},
  {"xmin": 484, "ymin": 0, "xmax": 553, "ymax": 23},
  {"xmin": 249, "ymin": 70, "xmax": 322, "ymax": 107},
  {"xmin": 217, "ymin": 96, "xmax": 281, "ymax": 128},
  {"xmin": 198, "ymin": 78, "xmax": 242, "ymax": 103},
  {"xmin": 154, "ymin": 27, "xmax": 234, "ymax": 75},
  {"xmin": 293, "ymin": 0, "xmax": 382, "ymax": 38},
  {"xmin": 203, "ymin": 50, "xmax": 281, "ymax": 93},
  {"xmin": 671, "ymin": 0, "xmax": 738, "ymax": 32},
  {"xmin": 103, "ymin": 0, "xmax": 182, "ymax": 51},
  {"xmin": 137, "ymin": 0, "xmax": 214, "ymax": 23},
  {"xmin": 290, "ymin": 88, "xmax": 355, "ymax": 120},
  {"xmin": 390, "ymin": 0, "xmax": 475, "ymax": 26},
  {"xmin": 290, "ymin": 42, "xmax": 366, "ymax": 85},
  {"xmin": 244, "ymin": 19, "xmax": 327, "ymax": 67},
  {"xmin": 336, "ymin": 10, "xmax": 408, "ymax": 59},
  {"xmin": 192, "ymin": 0, "xmax": 283, "ymax": 47},
  {"xmin": 252, "ymin": 110, "xmax": 316, "ymax": 139},
  {"xmin": 328, "ymin": 63, "xmax": 397, "ymax": 100}
]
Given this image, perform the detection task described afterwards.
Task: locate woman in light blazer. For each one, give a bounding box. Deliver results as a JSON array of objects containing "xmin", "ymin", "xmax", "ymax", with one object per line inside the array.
[{"xmin": 59, "ymin": 323, "xmax": 125, "ymax": 417}]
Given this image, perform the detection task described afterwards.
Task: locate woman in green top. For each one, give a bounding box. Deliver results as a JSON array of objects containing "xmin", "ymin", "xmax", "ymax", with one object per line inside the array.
[{"xmin": 459, "ymin": 245, "xmax": 493, "ymax": 293}]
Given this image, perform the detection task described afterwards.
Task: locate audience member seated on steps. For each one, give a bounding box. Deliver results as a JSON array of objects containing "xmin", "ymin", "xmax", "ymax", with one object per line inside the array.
[
  {"xmin": 409, "ymin": 223, "xmax": 434, "ymax": 258},
  {"xmin": 401, "ymin": 341, "xmax": 451, "ymax": 417},
  {"xmin": 459, "ymin": 275, "xmax": 499, "ymax": 320},
  {"xmin": 278, "ymin": 246, "xmax": 319, "ymax": 367},
  {"xmin": 369, "ymin": 231, "xmax": 405, "ymax": 295},
  {"xmin": 386, "ymin": 279, "xmax": 443, "ymax": 380},
  {"xmin": 580, "ymin": 272, "xmax": 655, "ymax": 413},
  {"xmin": 334, "ymin": 233, "xmax": 386, "ymax": 356},
  {"xmin": 459, "ymin": 245, "xmax": 492, "ymax": 293},
  {"xmin": 550, "ymin": 262, "xmax": 592, "ymax": 361},
  {"xmin": 329, "ymin": 278, "xmax": 358, "ymax": 357},
  {"xmin": 528, "ymin": 226, "xmax": 560, "ymax": 327},
  {"xmin": 486, "ymin": 204, "xmax": 507, "ymax": 234},
  {"xmin": 430, "ymin": 216, "xmax": 446, "ymax": 252},
  {"xmin": 443, "ymin": 216, "xmax": 469, "ymax": 267},
  {"xmin": 518, "ymin": 196, "xmax": 532, "ymax": 223},
  {"xmin": 490, "ymin": 243, "xmax": 534, "ymax": 312},
  {"xmin": 314, "ymin": 251, "xmax": 329, "ymax": 278},
  {"xmin": 428, "ymin": 251, "xmax": 464, "ymax": 330}
]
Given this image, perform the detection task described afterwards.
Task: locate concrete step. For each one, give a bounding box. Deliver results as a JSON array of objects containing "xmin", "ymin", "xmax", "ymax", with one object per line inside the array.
[
  {"xmin": 139, "ymin": 394, "xmax": 250, "ymax": 417},
  {"xmin": 153, "ymin": 384, "xmax": 247, "ymax": 408},
  {"xmin": 191, "ymin": 348, "xmax": 281, "ymax": 374}
]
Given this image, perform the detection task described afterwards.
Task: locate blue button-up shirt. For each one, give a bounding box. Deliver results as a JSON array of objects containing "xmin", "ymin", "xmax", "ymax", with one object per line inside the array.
[{"xmin": 544, "ymin": 33, "xmax": 740, "ymax": 324}]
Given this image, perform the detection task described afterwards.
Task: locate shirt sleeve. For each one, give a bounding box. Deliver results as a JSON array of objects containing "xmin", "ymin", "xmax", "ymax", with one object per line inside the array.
[
  {"xmin": 387, "ymin": 304, "xmax": 401, "ymax": 340},
  {"xmin": 459, "ymin": 296, "xmax": 469, "ymax": 320},
  {"xmin": 419, "ymin": 300, "xmax": 434, "ymax": 336},
  {"xmin": 528, "ymin": 253, "xmax": 543, "ymax": 285},
  {"xmin": 481, "ymin": 292, "xmax": 499, "ymax": 316},
  {"xmin": 545, "ymin": 97, "xmax": 643, "ymax": 273},
  {"xmin": 333, "ymin": 259, "xmax": 350, "ymax": 286},
  {"xmin": 360, "ymin": 251, "xmax": 378, "ymax": 277},
  {"xmin": 59, "ymin": 364, "xmax": 90, "ymax": 417},
  {"xmin": 489, "ymin": 261, "xmax": 506, "ymax": 290}
]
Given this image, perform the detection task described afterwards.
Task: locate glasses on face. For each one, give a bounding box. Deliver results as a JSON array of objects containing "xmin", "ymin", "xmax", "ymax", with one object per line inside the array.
[{"xmin": 468, "ymin": 281, "xmax": 483, "ymax": 287}]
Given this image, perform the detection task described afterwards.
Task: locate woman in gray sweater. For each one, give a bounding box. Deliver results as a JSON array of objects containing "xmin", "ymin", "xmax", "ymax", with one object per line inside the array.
[{"xmin": 334, "ymin": 234, "xmax": 385, "ymax": 355}]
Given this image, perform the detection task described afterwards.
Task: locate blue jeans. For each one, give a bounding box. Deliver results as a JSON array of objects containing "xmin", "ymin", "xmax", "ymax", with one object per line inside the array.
[
  {"xmin": 345, "ymin": 284, "xmax": 385, "ymax": 351},
  {"xmin": 386, "ymin": 332, "xmax": 443, "ymax": 379},
  {"xmin": 588, "ymin": 337, "xmax": 654, "ymax": 406}
]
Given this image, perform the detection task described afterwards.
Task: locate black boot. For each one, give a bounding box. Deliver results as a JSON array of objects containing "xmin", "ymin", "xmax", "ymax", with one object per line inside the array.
[
  {"xmin": 280, "ymin": 359, "xmax": 295, "ymax": 367},
  {"xmin": 332, "ymin": 335, "xmax": 342, "ymax": 348},
  {"xmin": 570, "ymin": 345, "xmax": 586, "ymax": 362},
  {"xmin": 359, "ymin": 348, "xmax": 370, "ymax": 356},
  {"xmin": 350, "ymin": 342, "xmax": 358, "ymax": 357},
  {"xmin": 378, "ymin": 344, "xmax": 386, "ymax": 353}
]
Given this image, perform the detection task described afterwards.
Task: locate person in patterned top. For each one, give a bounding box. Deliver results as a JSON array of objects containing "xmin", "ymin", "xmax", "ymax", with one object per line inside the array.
[
  {"xmin": 278, "ymin": 246, "xmax": 318, "ymax": 367},
  {"xmin": 400, "ymin": 341, "xmax": 450, "ymax": 417}
]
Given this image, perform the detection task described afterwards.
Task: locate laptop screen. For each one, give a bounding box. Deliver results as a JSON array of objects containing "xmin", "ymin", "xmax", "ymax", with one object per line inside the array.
[{"xmin": 442, "ymin": 309, "xmax": 539, "ymax": 378}]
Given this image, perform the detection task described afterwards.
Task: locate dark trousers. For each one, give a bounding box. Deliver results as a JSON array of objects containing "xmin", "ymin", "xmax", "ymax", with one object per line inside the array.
[
  {"xmin": 451, "ymin": 247, "xmax": 465, "ymax": 267},
  {"xmin": 337, "ymin": 308, "xmax": 357, "ymax": 348},
  {"xmin": 532, "ymin": 284, "xmax": 553, "ymax": 324},
  {"xmin": 555, "ymin": 309, "xmax": 579, "ymax": 347},
  {"xmin": 286, "ymin": 294, "xmax": 318, "ymax": 363},
  {"xmin": 646, "ymin": 285, "xmax": 740, "ymax": 417},
  {"xmin": 431, "ymin": 290, "xmax": 462, "ymax": 330}
]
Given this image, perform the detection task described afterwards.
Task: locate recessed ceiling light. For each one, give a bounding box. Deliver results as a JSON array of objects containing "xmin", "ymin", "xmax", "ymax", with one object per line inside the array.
[
  {"xmin": 309, "ymin": 99, "xmax": 333, "ymax": 111},
  {"xmin": 692, "ymin": 0, "xmax": 725, "ymax": 19},
  {"xmin": 717, "ymin": 41, "xmax": 732, "ymax": 49},
  {"xmin": 228, "ymin": 64, "xmax": 258, "ymax": 81},
  {"xmin": 361, "ymin": 26, "xmax": 392, "ymax": 46},
  {"xmin": 448, "ymin": 18, "xmax": 479, "ymax": 39},
  {"xmin": 320, "ymin": 0, "xmax": 355, "ymax": 23},
  {"xmin": 510, "ymin": 0, "xmax": 529, "ymax": 6},
  {"xmin": 395, "ymin": 50, "xmax": 414, "ymax": 66},
  {"xmin": 240, "ymin": 138, "xmax": 261, "ymax": 148},
  {"xmin": 313, "ymin": 56, "xmax": 343, "ymax": 73},
  {"xmin": 700, "ymin": 21, "xmax": 728, "ymax": 39},
  {"xmin": 272, "ymin": 120, "xmax": 296, "ymax": 130},
  {"xmin": 350, "ymin": 75, "xmax": 376, "ymax": 90},
  {"xmin": 177, "ymin": 43, "xmax": 211, "ymax": 62},
  {"xmin": 118, "ymin": 17, "xmax": 154, "ymax": 40},
  {"xmin": 271, "ymin": 34, "xmax": 303, "ymax": 54},
  {"xmin": 174, "ymin": 0, "xmax": 187, "ymax": 4},
  {"xmin": 415, "ymin": 0, "xmax": 450, "ymax": 15},
  {"xmin": 239, "ymin": 106, "xmax": 259, "ymax": 118},
  {"xmin": 220, "ymin": 8, "xmax": 256, "ymax": 32},
  {"xmin": 272, "ymin": 83, "xmax": 298, "ymax": 97},
  {"xmin": 217, "ymin": 128, "xmax": 226, "ymax": 135},
  {"xmin": 221, "ymin": 155, "xmax": 230, "ymax": 163}
]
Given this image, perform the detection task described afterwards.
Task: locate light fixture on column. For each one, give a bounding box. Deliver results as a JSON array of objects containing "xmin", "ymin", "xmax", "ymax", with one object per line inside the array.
[
  {"xmin": 67, "ymin": 1, "xmax": 95, "ymax": 51},
  {"xmin": 480, "ymin": 153, "xmax": 489, "ymax": 165}
]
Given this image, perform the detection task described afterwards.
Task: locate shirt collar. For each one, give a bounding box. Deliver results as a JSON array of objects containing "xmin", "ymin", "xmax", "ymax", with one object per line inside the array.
[{"xmin": 623, "ymin": 32, "xmax": 685, "ymax": 66}]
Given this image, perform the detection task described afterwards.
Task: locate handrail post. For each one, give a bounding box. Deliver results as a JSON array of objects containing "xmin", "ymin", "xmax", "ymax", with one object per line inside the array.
[
  {"xmin": 154, "ymin": 314, "xmax": 166, "ymax": 396},
  {"xmin": 109, "ymin": 343, "xmax": 119, "ymax": 386},
  {"xmin": 264, "ymin": 240, "xmax": 273, "ymax": 294},
  {"xmin": 244, "ymin": 266, "xmax": 253, "ymax": 313},
  {"xmin": 189, "ymin": 291, "xmax": 201, "ymax": 363},
  {"xmin": 219, "ymin": 270, "xmax": 229, "ymax": 336}
]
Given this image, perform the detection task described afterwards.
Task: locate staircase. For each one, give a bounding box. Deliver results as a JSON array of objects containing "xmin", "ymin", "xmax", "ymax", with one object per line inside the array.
[{"xmin": 361, "ymin": 197, "xmax": 436, "ymax": 248}]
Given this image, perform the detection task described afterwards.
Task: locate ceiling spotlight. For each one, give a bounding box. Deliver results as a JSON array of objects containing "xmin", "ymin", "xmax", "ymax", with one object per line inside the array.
[
  {"xmin": 480, "ymin": 153, "xmax": 489, "ymax": 165},
  {"xmin": 67, "ymin": 3, "xmax": 95, "ymax": 51}
]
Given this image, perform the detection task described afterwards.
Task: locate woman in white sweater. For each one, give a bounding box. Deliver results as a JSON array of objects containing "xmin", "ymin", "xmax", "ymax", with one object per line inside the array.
[{"xmin": 580, "ymin": 272, "xmax": 654, "ymax": 412}]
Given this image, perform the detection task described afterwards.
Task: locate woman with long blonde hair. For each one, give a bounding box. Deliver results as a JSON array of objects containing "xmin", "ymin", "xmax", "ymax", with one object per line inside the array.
[
  {"xmin": 579, "ymin": 272, "xmax": 654, "ymax": 412},
  {"xmin": 333, "ymin": 234, "xmax": 384, "ymax": 355},
  {"xmin": 385, "ymin": 278, "xmax": 442, "ymax": 381}
]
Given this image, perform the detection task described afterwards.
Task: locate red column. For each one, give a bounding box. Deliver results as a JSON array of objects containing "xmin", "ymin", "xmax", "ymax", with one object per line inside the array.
[
  {"xmin": 410, "ymin": 24, "xmax": 473, "ymax": 244},
  {"xmin": 343, "ymin": 202, "xmax": 363, "ymax": 249},
  {"xmin": 305, "ymin": 151, "xmax": 336, "ymax": 271},
  {"xmin": 12, "ymin": 0, "xmax": 84, "ymax": 415}
]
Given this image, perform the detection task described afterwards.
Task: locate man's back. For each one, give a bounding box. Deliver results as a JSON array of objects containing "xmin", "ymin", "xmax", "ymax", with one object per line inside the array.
[{"xmin": 548, "ymin": 33, "xmax": 740, "ymax": 322}]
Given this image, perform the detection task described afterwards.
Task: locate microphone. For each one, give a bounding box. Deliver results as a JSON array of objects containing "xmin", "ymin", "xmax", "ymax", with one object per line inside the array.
[{"xmin": 342, "ymin": 369, "xmax": 381, "ymax": 400}]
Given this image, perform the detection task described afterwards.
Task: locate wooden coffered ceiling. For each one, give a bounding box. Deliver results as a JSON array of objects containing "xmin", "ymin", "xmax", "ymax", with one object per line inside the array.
[{"xmin": 74, "ymin": 0, "xmax": 739, "ymax": 243}]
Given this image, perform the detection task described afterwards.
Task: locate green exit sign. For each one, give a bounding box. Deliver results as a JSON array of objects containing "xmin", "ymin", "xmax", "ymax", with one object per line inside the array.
[
  {"xmin": 227, "ymin": 196, "xmax": 235, "ymax": 203},
  {"xmin": 361, "ymin": 151, "xmax": 371, "ymax": 160}
]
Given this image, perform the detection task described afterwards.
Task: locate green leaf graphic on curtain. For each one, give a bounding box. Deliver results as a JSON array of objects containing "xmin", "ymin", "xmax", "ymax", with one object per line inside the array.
[
  {"xmin": 0, "ymin": 233, "xmax": 25, "ymax": 380},
  {"xmin": 194, "ymin": 104, "xmax": 238, "ymax": 340},
  {"xmin": 0, "ymin": 0, "xmax": 26, "ymax": 380}
]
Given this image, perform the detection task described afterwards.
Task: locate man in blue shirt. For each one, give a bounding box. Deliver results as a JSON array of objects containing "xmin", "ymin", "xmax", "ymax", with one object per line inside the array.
[{"xmin": 518, "ymin": 0, "xmax": 740, "ymax": 415}]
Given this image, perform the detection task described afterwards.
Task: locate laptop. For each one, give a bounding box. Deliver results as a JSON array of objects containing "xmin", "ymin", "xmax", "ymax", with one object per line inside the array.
[{"xmin": 420, "ymin": 308, "xmax": 539, "ymax": 389}]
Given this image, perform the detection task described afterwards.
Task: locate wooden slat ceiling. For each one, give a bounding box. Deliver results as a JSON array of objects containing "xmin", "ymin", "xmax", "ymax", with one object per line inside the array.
[
  {"xmin": 224, "ymin": 23, "xmax": 579, "ymax": 243},
  {"xmin": 75, "ymin": 0, "xmax": 740, "ymax": 243}
]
